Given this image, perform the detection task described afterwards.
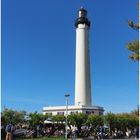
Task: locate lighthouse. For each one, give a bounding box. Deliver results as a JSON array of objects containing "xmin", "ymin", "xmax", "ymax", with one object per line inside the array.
[
  {"xmin": 75, "ymin": 8, "xmax": 92, "ymax": 106},
  {"xmin": 43, "ymin": 8, "xmax": 104, "ymax": 116}
]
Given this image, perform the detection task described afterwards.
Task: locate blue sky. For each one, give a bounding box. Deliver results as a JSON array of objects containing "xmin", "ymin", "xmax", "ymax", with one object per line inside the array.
[{"xmin": 2, "ymin": 0, "xmax": 138, "ymax": 113}]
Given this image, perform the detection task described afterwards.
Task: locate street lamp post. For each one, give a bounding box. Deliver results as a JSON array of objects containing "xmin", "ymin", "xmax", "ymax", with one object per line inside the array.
[{"xmin": 64, "ymin": 93, "xmax": 70, "ymax": 139}]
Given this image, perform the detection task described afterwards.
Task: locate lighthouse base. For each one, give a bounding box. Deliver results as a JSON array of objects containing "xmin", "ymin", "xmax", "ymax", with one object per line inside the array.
[{"xmin": 43, "ymin": 105, "xmax": 104, "ymax": 116}]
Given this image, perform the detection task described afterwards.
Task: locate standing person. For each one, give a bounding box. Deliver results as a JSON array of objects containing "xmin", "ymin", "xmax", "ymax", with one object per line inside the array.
[
  {"xmin": 99, "ymin": 126, "xmax": 104, "ymax": 139},
  {"xmin": 71, "ymin": 125, "xmax": 77, "ymax": 140},
  {"xmin": 5, "ymin": 123, "xmax": 13, "ymax": 140},
  {"xmin": 36, "ymin": 124, "xmax": 40, "ymax": 137},
  {"xmin": 134, "ymin": 127, "xmax": 139, "ymax": 139},
  {"xmin": 1, "ymin": 122, "xmax": 6, "ymax": 140}
]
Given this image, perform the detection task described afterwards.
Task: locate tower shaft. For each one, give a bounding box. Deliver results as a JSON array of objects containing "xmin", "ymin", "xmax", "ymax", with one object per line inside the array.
[{"xmin": 75, "ymin": 8, "xmax": 92, "ymax": 106}]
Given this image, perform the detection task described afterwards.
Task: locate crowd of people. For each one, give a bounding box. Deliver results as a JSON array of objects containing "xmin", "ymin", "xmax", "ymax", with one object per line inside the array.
[
  {"xmin": 1, "ymin": 123, "xmax": 66, "ymax": 140},
  {"xmin": 1, "ymin": 122, "xmax": 139, "ymax": 140}
]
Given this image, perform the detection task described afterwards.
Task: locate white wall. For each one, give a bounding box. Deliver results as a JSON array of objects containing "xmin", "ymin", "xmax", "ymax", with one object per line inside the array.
[{"xmin": 75, "ymin": 24, "xmax": 92, "ymax": 106}]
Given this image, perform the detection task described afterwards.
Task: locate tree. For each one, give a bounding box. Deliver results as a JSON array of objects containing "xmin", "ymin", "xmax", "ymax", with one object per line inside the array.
[
  {"xmin": 87, "ymin": 115, "xmax": 104, "ymax": 136},
  {"xmin": 68, "ymin": 113, "xmax": 88, "ymax": 137},
  {"xmin": 115, "ymin": 113, "xmax": 139, "ymax": 131},
  {"xmin": 52, "ymin": 114, "xmax": 65, "ymax": 123},
  {"xmin": 52, "ymin": 115, "xmax": 65, "ymax": 131},
  {"xmin": 87, "ymin": 115, "xmax": 104, "ymax": 127},
  {"xmin": 104, "ymin": 112, "xmax": 117, "ymax": 135},
  {"xmin": 127, "ymin": 5, "xmax": 139, "ymax": 61},
  {"xmin": 128, "ymin": 20, "xmax": 139, "ymax": 31},
  {"xmin": 1, "ymin": 108, "xmax": 26, "ymax": 125},
  {"xmin": 127, "ymin": 40, "xmax": 139, "ymax": 61},
  {"xmin": 130, "ymin": 105, "xmax": 139, "ymax": 117},
  {"xmin": 29, "ymin": 112, "xmax": 46, "ymax": 127}
]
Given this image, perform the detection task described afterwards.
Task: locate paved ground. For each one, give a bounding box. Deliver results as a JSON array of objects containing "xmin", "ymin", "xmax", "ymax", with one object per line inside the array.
[
  {"xmin": 74, "ymin": 136, "xmax": 139, "ymax": 140},
  {"xmin": 75, "ymin": 138, "xmax": 139, "ymax": 140},
  {"xmin": 74, "ymin": 138, "xmax": 139, "ymax": 140}
]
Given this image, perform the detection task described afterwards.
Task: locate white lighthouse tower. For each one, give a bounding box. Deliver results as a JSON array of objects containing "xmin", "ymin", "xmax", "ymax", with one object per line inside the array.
[
  {"xmin": 43, "ymin": 8, "xmax": 104, "ymax": 116},
  {"xmin": 75, "ymin": 8, "xmax": 92, "ymax": 107}
]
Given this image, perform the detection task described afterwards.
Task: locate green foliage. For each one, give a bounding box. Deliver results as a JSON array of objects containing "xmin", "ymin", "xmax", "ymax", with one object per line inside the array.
[
  {"xmin": 1, "ymin": 108, "xmax": 26, "ymax": 125},
  {"xmin": 52, "ymin": 115, "xmax": 65, "ymax": 123},
  {"xmin": 51, "ymin": 115, "xmax": 65, "ymax": 130},
  {"xmin": 104, "ymin": 111, "xmax": 139, "ymax": 133},
  {"xmin": 68, "ymin": 113, "xmax": 88, "ymax": 137},
  {"xmin": 114, "ymin": 113, "xmax": 139, "ymax": 131},
  {"xmin": 127, "ymin": 16, "xmax": 139, "ymax": 61},
  {"xmin": 29, "ymin": 112, "xmax": 46, "ymax": 127},
  {"xmin": 1, "ymin": 107, "xmax": 139, "ymax": 136},
  {"xmin": 87, "ymin": 114, "xmax": 104, "ymax": 128},
  {"xmin": 131, "ymin": 105, "xmax": 139, "ymax": 117},
  {"xmin": 68, "ymin": 113, "xmax": 87, "ymax": 130},
  {"xmin": 127, "ymin": 40, "xmax": 139, "ymax": 61},
  {"xmin": 128, "ymin": 20, "xmax": 139, "ymax": 31},
  {"xmin": 104, "ymin": 112, "xmax": 117, "ymax": 130},
  {"xmin": 87, "ymin": 114, "xmax": 104, "ymax": 135}
]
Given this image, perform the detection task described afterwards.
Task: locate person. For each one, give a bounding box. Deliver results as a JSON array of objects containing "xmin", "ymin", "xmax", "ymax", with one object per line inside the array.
[
  {"xmin": 99, "ymin": 126, "xmax": 104, "ymax": 139},
  {"xmin": 5, "ymin": 123, "xmax": 15, "ymax": 140},
  {"xmin": 36, "ymin": 124, "xmax": 40, "ymax": 137},
  {"xmin": 71, "ymin": 125, "xmax": 77, "ymax": 140},
  {"xmin": 134, "ymin": 127, "xmax": 139, "ymax": 139},
  {"xmin": 1, "ymin": 122, "xmax": 6, "ymax": 140}
]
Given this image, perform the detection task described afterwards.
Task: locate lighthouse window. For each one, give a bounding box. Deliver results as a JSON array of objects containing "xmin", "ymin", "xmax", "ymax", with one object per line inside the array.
[
  {"xmin": 57, "ymin": 112, "xmax": 64, "ymax": 115},
  {"xmin": 92, "ymin": 111, "xmax": 94, "ymax": 114},
  {"xmin": 86, "ymin": 111, "xmax": 91, "ymax": 114},
  {"xmin": 70, "ymin": 112, "xmax": 75, "ymax": 114},
  {"xmin": 99, "ymin": 112, "xmax": 103, "ymax": 115}
]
